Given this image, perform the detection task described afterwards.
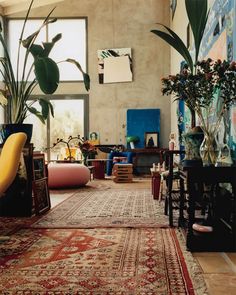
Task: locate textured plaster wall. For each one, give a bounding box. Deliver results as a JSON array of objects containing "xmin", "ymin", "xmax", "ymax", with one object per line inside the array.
[{"xmin": 9, "ymin": 0, "xmax": 170, "ymax": 147}]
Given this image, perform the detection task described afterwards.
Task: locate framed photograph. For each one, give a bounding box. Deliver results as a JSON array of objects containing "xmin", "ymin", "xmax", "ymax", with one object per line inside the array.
[
  {"xmin": 145, "ymin": 132, "xmax": 159, "ymax": 148},
  {"xmin": 33, "ymin": 152, "xmax": 46, "ymax": 180}
]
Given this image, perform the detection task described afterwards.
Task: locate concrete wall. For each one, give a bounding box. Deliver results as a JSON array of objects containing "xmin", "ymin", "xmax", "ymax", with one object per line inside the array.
[{"xmin": 9, "ymin": 0, "xmax": 171, "ymax": 147}]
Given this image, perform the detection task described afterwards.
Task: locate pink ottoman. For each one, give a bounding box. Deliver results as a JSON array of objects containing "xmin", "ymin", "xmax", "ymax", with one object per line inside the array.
[{"xmin": 48, "ymin": 163, "xmax": 90, "ymax": 188}]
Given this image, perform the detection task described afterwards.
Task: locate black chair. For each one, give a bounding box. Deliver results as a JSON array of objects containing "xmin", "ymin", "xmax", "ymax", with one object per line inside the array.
[{"xmin": 163, "ymin": 150, "xmax": 186, "ymax": 227}]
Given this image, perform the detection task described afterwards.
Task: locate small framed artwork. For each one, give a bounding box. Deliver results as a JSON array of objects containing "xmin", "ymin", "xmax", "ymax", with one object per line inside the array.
[
  {"xmin": 89, "ymin": 131, "xmax": 100, "ymax": 145},
  {"xmin": 145, "ymin": 132, "xmax": 159, "ymax": 148}
]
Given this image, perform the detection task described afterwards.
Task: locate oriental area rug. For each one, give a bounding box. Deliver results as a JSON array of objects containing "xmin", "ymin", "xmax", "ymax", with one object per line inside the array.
[
  {"xmin": 32, "ymin": 188, "xmax": 169, "ymax": 228},
  {"xmin": 0, "ymin": 227, "xmax": 207, "ymax": 294}
]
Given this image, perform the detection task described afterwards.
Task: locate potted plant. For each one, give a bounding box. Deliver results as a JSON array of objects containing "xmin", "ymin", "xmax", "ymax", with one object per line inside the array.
[
  {"xmin": 126, "ymin": 135, "xmax": 140, "ymax": 149},
  {"xmin": 162, "ymin": 58, "xmax": 236, "ymax": 166},
  {"xmin": 0, "ymin": 0, "xmax": 90, "ymax": 142}
]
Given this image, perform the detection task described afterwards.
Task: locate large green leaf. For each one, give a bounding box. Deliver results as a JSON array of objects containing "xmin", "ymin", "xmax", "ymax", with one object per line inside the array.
[
  {"xmin": 151, "ymin": 28, "xmax": 193, "ymax": 73},
  {"xmin": 42, "ymin": 34, "xmax": 62, "ymax": 57},
  {"xmin": 26, "ymin": 105, "xmax": 46, "ymax": 123},
  {"xmin": 28, "ymin": 44, "xmax": 44, "ymax": 58},
  {"xmin": 34, "ymin": 57, "xmax": 59, "ymax": 94},
  {"xmin": 185, "ymin": 0, "xmax": 208, "ymax": 63},
  {"xmin": 65, "ymin": 58, "xmax": 90, "ymax": 91},
  {"xmin": 39, "ymin": 97, "xmax": 54, "ymax": 118}
]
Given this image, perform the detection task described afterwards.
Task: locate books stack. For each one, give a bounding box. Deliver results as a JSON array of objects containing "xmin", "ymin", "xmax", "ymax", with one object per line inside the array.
[{"xmin": 112, "ymin": 163, "xmax": 133, "ymax": 183}]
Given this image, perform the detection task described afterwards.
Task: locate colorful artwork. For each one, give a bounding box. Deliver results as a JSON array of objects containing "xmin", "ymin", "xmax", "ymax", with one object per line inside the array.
[{"xmin": 97, "ymin": 48, "xmax": 132, "ymax": 84}]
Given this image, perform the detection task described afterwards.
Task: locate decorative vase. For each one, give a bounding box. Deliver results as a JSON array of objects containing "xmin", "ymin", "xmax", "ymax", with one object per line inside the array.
[
  {"xmin": 199, "ymin": 131, "xmax": 219, "ymax": 166},
  {"xmin": 0, "ymin": 123, "xmax": 33, "ymax": 144},
  {"xmin": 182, "ymin": 129, "xmax": 204, "ymax": 167}
]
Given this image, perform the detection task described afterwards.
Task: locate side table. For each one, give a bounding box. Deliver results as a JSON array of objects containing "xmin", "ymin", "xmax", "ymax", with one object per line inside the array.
[{"xmin": 87, "ymin": 159, "xmax": 111, "ymax": 179}]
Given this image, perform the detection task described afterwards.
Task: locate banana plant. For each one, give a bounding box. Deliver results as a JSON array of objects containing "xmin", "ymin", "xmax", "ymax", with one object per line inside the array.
[
  {"xmin": 151, "ymin": 0, "xmax": 209, "ymax": 127},
  {"xmin": 0, "ymin": 0, "xmax": 90, "ymax": 124}
]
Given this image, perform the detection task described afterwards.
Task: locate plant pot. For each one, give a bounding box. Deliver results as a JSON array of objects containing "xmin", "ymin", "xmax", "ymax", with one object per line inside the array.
[{"xmin": 0, "ymin": 123, "xmax": 33, "ymax": 144}]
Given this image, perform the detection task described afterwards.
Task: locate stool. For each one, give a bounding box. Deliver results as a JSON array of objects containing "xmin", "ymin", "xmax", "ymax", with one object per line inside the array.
[
  {"xmin": 112, "ymin": 163, "xmax": 133, "ymax": 182},
  {"xmin": 48, "ymin": 163, "xmax": 90, "ymax": 188}
]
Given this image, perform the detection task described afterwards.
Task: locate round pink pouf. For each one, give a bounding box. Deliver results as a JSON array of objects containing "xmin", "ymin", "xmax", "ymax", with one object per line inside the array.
[{"xmin": 48, "ymin": 163, "xmax": 90, "ymax": 188}]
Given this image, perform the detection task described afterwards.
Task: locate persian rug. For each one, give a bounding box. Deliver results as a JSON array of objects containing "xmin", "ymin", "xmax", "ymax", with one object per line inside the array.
[
  {"xmin": 0, "ymin": 216, "xmax": 38, "ymax": 236},
  {"xmin": 0, "ymin": 227, "xmax": 207, "ymax": 294},
  {"xmin": 32, "ymin": 188, "xmax": 169, "ymax": 228}
]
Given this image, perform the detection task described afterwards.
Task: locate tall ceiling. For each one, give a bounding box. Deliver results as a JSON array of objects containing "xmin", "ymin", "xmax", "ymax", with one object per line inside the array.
[{"xmin": 0, "ymin": 0, "xmax": 64, "ymax": 15}]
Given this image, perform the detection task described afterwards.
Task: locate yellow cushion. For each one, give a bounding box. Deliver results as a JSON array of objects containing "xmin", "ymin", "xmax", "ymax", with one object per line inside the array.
[{"xmin": 0, "ymin": 132, "xmax": 27, "ymax": 196}]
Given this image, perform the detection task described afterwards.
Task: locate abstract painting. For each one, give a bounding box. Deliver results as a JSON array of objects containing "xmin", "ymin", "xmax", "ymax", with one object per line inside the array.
[{"xmin": 97, "ymin": 48, "xmax": 132, "ymax": 84}]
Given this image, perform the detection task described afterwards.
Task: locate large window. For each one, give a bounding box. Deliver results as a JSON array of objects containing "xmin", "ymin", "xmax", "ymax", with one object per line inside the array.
[
  {"xmin": 7, "ymin": 18, "xmax": 87, "ymax": 81},
  {"xmin": 24, "ymin": 95, "xmax": 89, "ymax": 161}
]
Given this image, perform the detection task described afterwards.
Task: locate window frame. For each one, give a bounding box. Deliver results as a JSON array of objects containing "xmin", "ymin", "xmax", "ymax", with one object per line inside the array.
[
  {"xmin": 6, "ymin": 16, "xmax": 88, "ymax": 83},
  {"xmin": 29, "ymin": 94, "xmax": 89, "ymax": 161}
]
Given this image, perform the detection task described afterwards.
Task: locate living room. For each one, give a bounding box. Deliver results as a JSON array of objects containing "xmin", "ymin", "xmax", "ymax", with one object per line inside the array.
[{"xmin": 0, "ymin": 0, "xmax": 236, "ymax": 294}]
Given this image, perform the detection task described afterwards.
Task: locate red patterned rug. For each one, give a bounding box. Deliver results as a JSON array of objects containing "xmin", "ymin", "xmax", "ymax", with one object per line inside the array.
[
  {"xmin": 32, "ymin": 189, "xmax": 169, "ymax": 229},
  {"xmin": 0, "ymin": 228, "xmax": 207, "ymax": 294}
]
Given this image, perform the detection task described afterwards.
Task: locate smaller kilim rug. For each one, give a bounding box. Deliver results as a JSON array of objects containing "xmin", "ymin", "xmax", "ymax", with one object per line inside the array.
[
  {"xmin": 0, "ymin": 228, "xmax": 207, "ymax": 294},
  {"xmin": 32, "ymin": 189, "xmax": 169, "ymax": 228}
]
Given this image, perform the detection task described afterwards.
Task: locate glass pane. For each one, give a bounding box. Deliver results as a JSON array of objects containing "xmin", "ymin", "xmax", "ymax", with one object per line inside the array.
[
  {"xmin": 24, "ymin": 102, "xmax": 47, "ymax": 152},
  {"xmin": 8, "ymin": 20, "xmax": 46, "ymax": 81},
  {"xmin": 48, "ymin": 19, "xmax": 86, "ymax": 81},
  {"xmin": 50, "ymin": 99, "xmax": 84, "ymax": 161}
]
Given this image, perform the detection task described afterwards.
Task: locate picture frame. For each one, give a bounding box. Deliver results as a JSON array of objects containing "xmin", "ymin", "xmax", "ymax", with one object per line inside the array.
[
  {"xmin": 33, "ymin": 152, "xmax": 46, "ymax": 180},
  {"xmin": 32, "ymin": 177, "xmax": 51, "ymax": 215},
  {"xmin": 145, "ymin": 132, "xmax": 159, "ymax": 148},
  {"xmin": 89, "ymin": 131, "xmax": 100, "ymax": 145}
]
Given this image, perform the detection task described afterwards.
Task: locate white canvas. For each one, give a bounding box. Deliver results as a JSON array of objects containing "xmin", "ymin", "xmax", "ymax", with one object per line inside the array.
[{"xmin": 103, "ymin": 56, "xmax": 132, "ymax": 83}]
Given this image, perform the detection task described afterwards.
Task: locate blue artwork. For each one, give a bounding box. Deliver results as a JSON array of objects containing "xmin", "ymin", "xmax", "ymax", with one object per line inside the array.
[{"xmin": 126, "ymin": 109, "xmax": 160, "ymax": 148}]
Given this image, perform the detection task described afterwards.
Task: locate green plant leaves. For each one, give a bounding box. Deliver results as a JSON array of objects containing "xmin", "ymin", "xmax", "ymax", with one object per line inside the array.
[
  {"xmin": 126, "ymin": 136, "xmax": 140, "ymax": 143},
  {"xmin": 151, "ymin": 24, "xmax": 193, "ymax": 73},
  {"xmin": 27, "ymin": 98, "xmax": 54, "ymax": 124},
  {"xmin": 65, "ymin": 58, "xmax": 90, "ymax": 91},
  {"xmin": 34, "ymin": 57, "xmax": 59, "ymax": 94},
  {"xmin": 185, "ymin": 0, "xmax": 208, "ymax": 64}
]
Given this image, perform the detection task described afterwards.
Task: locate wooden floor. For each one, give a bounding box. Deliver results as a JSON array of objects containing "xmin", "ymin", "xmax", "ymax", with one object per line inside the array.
[{"xmin": 50, "ymin": 177, "xmax": 236, "ymax": 295}]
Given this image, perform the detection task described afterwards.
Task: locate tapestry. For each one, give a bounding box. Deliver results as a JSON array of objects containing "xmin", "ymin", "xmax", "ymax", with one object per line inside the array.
[
  {"xmin": 32, "ymin": 189, "xmax": 169, "ymax": 229},
  {"xmin": 0, "ymin": 228, "xmax": 207, "ymax": 294}
]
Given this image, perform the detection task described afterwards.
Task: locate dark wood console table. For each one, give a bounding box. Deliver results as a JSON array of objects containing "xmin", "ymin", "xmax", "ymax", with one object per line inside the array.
[
  {"xmin": 129, "ymin": 148, "xmax": 168, "ymax": 175},
  {"xmin": 179, "ymin": 166, "xmax": 236, "ymax": 251}
]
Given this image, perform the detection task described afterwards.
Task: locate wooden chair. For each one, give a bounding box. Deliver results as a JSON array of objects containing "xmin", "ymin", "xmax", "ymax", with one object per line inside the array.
[{"xmin": 0, "ymin": 132, "xmax": 27, "ymax": 241}]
